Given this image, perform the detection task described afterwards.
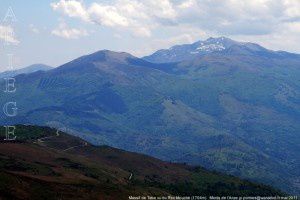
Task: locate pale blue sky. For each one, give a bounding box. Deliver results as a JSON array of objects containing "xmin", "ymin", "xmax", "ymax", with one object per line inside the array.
[{"xmin": 1, "ymin": 0, "xmax": 300, "ymax": 71}]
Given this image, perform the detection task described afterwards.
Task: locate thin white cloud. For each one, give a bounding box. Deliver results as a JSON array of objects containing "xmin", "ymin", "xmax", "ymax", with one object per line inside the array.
[
  {"xmin": 51, "ymin": 0, "xmax": 89, "ymax": 21},
  {"xmin": 88, "ymin": 3, "xmax": 130, "ymax": 27},
  {"xmin": 29, "ymin": 24, "xmax": 40, "ymax": 34},
  {"xmin": 283, "ymin": 0, "xmax": 300, "ymax": 19},
  {"xmin": 50, "ymin": 0, "xmax": 178, "ymax": 37},
  {"xmin": 177, "ymin": 0, "xmax": 196, "ymax": 9},
  {"xmin": 50, "ymin": 0, "xmax": 300, "ymax": 36},
  {"xmin": 50, "ymin": 0, "xmax": 300, "ymax": 53},
  {"xmin": 113, "ymin": 33, "xmax": 122, "ymax": 39},
  {"xmin": 0, "ymin": 25, "xmax": 19, "ymax": 44},
  {"xmin": 51, "ymin": 22, "xmax": 88, "ymax": 39}
]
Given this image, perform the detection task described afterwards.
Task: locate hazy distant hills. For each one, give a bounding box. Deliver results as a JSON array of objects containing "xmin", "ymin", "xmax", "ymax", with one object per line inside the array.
[
  {"xmin": 0, "ymin": 125, "xmax": 282, "ymax": 200},
  {"xmin": 0, "ymin": 38, "xmax": 299, "ymax": 194},
  {"xmin": 0, "ymin": 64, "xmax": 53, "ymax": 79}
]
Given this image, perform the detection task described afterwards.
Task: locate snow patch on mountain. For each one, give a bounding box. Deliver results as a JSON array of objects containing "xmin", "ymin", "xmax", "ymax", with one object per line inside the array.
[{"xmin": 197, "ymin": 43, "xmax": 225, "ymax": 51}]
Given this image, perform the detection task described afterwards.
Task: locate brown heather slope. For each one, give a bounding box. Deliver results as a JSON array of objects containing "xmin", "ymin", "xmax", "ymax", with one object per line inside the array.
[{"xmin": 0, "ymin": 125, "xmax": 283, "ymax": 200}]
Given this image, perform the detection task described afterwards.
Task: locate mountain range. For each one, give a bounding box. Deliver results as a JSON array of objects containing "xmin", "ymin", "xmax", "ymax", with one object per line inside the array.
[
  {"xmin": 0, "ymin": 64, "xmax": 53, "ymax": 79},
  {"xmin": 143, "ymin": 37, "xmax": 300, "ymax": 63},
  {"xmin": 0, "ymin": 125, "xmax": 282, "ymax": 199},
  {"xmin": 0, "ymin": 37, "xmax": 299, "ymax": 194}
]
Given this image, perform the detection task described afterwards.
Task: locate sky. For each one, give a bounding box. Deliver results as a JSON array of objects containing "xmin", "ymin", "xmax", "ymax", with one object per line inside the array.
[{"xmin": 0, "ymin": 0, "xmax": 300, "ymax": 71}]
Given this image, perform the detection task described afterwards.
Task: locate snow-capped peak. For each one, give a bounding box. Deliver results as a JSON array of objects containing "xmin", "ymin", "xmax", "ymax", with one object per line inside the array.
[
  {"xmin": 143, "ymin": 36, "xmax": 267, "ymax": 63},
  {"xmin": 196, "ymin": 43, "xmax": 225, "ymax": 52},
  {"xmin": 189, "ymin": 37, "xmax": 230, "ymax": 54}
]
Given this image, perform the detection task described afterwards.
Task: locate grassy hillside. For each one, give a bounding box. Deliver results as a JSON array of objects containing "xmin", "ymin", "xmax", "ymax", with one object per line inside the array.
[{"xmin": 0, "ymin": 125, "xmax": 283, "ymax": 200}]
